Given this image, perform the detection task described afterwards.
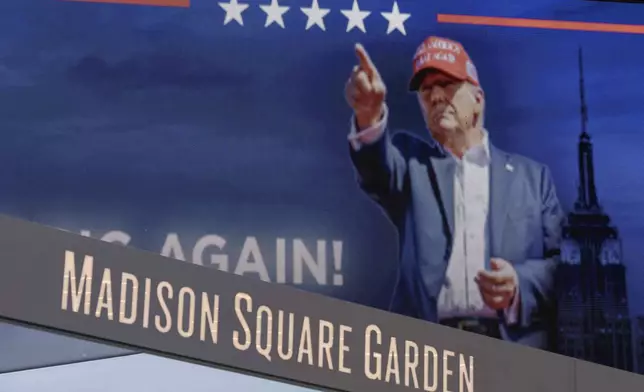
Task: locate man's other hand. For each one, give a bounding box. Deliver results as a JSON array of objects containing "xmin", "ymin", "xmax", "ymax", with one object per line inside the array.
[
  {"xmin": 345, "ymin": 43, "xmax": 387, "ymax": 130},
  {"xmin": 475, "ymin": 258, "xmax": 518, "ymax": 311}
]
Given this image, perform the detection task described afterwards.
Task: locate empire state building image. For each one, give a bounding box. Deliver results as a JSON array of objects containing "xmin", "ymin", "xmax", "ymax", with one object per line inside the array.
[{"xmin": 555, "ymin": 48, "xmax": 633, "ymax": 371}]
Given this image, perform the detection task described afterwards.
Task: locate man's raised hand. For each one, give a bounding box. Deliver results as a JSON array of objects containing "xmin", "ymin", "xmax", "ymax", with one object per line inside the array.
[{"xmin": 345, "ymin": 43, "xmax": 387, "ymax": 130}]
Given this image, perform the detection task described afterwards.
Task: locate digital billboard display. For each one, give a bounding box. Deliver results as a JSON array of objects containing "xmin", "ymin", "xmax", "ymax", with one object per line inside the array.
[{"xmin": 0, "ymin": 0, "xmax": 644, "ymax": 387}]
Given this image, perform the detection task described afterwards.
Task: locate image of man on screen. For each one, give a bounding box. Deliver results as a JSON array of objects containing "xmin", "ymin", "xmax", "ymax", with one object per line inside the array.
[{"xmin": 345, "ymin": 36, "xmax": 565, "ymax": 349}]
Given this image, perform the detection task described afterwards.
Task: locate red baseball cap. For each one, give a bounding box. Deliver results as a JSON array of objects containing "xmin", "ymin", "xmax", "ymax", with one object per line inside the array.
[{"xmin": 409, "ymin": 36, "xmax": 480, "ymax": 91}]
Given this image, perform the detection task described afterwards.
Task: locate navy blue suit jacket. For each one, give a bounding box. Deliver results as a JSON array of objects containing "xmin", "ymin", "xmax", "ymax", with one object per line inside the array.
[{"xmin": 350, "ymin": 129, "xmax": 565, "ymax": 349}]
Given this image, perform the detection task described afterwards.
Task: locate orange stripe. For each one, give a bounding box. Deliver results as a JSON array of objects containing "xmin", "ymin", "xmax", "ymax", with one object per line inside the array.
[
  {"xmin": 437, "ymin": 14, "xmax": 644, "ymax": 34},
  {"xmin": 65, "ymin": 0, "xmax": 190, "ymax": 7}
]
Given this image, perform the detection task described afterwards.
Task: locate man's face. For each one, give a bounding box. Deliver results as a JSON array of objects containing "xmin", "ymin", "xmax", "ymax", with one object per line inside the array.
[{"xmin": 417, "ymin": 71, "xmax": 484, "ymax": 139}]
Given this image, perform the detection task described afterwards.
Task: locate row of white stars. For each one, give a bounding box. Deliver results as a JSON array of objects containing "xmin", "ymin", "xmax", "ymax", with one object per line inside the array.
[{"xmin": 219, "ymin": 0, "xmax": 411, "ymax": 35}]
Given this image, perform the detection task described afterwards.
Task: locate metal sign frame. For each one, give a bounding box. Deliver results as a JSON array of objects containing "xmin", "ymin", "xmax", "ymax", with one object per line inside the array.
[{"xmin": 0, "ymin": 214, "xmax": 640, "ymax": 392}]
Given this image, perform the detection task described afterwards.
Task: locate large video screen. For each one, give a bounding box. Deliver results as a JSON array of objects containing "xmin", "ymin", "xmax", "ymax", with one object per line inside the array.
[{"xmin": 0, "ymin": 0, "xmax": 643, "ymax": 378}]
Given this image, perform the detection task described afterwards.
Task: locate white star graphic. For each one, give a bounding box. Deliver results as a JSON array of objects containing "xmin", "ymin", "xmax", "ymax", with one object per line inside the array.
[
  {"xmin": 260, "ymin": 0, "xmax": 290, "ymax": 28},
  {"xmin": 218, "ymin": 0, "xmax": 249, "ymax": 26},
  {"xmin": 300, "ymin": 0, "xmax": 330, "ymax": 31},
  {"xmin": 381, "ymin": 1, "xmax": 411, "ymax": 35},
  {"xmin": 340, "ymin": 0, "xmax": 371, "ymax": 33}
]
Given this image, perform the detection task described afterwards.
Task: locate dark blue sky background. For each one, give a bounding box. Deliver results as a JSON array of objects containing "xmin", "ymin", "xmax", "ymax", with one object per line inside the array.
[{"xmin": 0, "ymin": 0, "xmax": 643, "ymax": 370}]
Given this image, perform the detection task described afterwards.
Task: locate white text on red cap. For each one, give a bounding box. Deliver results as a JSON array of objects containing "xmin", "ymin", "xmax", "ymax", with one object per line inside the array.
[
  {"xmin": 415, "ymin": 38, "xmax": 462, "ymax": 57},
  {"xmin": 414, "ymin": 52, "xmax": 457, "ymax": 69}
]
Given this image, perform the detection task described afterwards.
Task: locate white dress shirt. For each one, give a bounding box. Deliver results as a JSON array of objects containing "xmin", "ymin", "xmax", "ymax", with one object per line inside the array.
[
  {"xmin": 349, "ymin": 107, "xmax": 518, "ymax": 323},
  {"xmin": 438, "ymin": 132, "xmax": 494, "ymax": 319}
]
